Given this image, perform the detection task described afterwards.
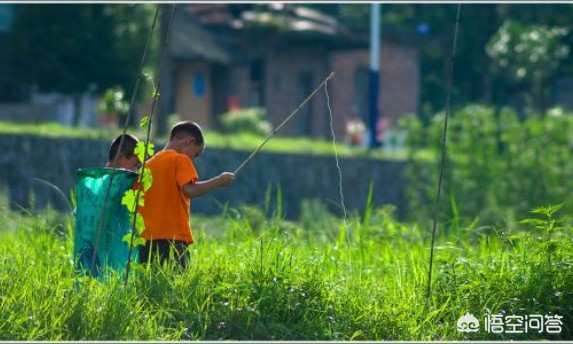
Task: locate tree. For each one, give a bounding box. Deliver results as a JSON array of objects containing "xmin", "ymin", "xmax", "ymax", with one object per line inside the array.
[
  {"xmin": 486, "ymin": 20, "xmax": 569, "ymax": 115},
  {"xmin": 302, "ymin": 4, "xmax": 501, "ymax": 122},
  {"xmin": 305, "ymin": 4, "xmax": 573, "ymax": 121},
  {"xmin": 9, "ymin": 4, "xmax": 155, "ymax": 126}
]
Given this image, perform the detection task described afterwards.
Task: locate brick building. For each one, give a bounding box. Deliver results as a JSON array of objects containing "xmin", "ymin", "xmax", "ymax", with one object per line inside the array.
[{"xmin": 162, "ymin": 4, "xmax": 419, "ymax": 139}]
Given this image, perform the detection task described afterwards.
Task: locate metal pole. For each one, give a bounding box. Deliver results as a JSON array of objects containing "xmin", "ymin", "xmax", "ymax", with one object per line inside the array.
[{"xmin": 369, "ymin": 3, "xmax": 381, "ymax": 148}]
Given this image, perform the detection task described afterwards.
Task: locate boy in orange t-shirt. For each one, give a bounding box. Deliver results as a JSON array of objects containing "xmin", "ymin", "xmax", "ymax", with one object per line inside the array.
[{"xmin": 138, "ymin": 121, "xmax": 235, "ymax": 267}]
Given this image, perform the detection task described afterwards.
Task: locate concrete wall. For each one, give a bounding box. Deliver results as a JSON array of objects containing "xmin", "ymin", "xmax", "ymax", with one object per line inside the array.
[
  {"xmin": 0, "ymin": 103, "xmax": 51, "ymax": 123},
  {"xmin": 0, "ymin": 134, "xmax": 408, "ymax": 219}
]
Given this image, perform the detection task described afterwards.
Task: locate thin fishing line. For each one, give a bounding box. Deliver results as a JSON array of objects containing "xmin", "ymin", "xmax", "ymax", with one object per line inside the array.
[
  {"xmin": 325, "ymin": 81, "xmax": 347, "ymax": 225},
  {"xmin": 325, "ymin": 77, "xmax": 356, "ymax": 289},
  {"xmin": 426, "ymin": 3, "xmax": 461, "ymax": 302}
]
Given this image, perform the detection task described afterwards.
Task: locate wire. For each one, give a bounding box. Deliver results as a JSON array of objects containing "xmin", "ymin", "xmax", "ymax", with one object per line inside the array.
[{"xmin": 325, "ymin": 81, "xmax": 347, "ymax": 225}]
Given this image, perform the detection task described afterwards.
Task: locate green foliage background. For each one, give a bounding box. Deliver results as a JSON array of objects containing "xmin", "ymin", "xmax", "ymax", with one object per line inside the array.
[
  {"xmin": 401, "ymin": 105, "xmax": 573, "ymax": 228},
  {"xmin": 8, "ymin": 4, "xmax": 156, "ymax": 105}
]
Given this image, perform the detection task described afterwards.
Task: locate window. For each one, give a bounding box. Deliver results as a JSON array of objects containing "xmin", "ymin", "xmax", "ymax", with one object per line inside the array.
[{"xmin": 192, "ymin": 73, "xmax": 205, "ymax": 98}]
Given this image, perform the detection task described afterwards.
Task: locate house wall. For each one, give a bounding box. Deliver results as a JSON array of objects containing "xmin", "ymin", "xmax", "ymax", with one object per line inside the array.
[
  {"xmin": 229, "ymin": 66, "xmax": 251, "ymax": 110},
  {"xmin": 175, "ymin": 61, "xmax": 213, "ymax": 126},
  {"xmin": 265, "ymin": 46, "xmax": 331, "ymax": 138},
  {"xmin": 330, "ymin": 42, "xmax": 419, "ymax": 137},
  {"xmin": 171, "ymin": 42, "xmax": 419, "ymax": 140},
  {"xmin": 210, "ymin": 64, "xmax": 231, "ymax": 129}
]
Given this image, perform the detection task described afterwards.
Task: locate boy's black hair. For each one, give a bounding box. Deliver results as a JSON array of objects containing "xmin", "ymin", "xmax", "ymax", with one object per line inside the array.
[
  {"xmin": 169, "ymin": 121, "xmax": 204, "ymax": 145},
  {"xmin": 108, "ymin": 134, "xmax": 139, "ymax": 162}
]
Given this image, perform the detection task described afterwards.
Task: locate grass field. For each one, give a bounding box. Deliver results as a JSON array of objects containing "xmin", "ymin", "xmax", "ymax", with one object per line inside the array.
[{"xmin": 0, "ymin": 192, "xmax": 572, "ymax": 340}]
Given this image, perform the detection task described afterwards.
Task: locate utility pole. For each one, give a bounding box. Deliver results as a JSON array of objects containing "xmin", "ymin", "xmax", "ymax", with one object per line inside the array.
[
  {"xmin": 156, "ymin": 4, "xmax": 173, "ymax": 137},
  {"xmin": 369, "ymin": 3, "xmax": 381, "ymax": 148}
]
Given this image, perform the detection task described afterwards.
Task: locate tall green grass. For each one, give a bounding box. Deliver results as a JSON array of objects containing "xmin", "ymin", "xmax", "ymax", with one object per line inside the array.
[{"xmin": 0, "ymin": 197, "xmax": 572, "ymax": 340}]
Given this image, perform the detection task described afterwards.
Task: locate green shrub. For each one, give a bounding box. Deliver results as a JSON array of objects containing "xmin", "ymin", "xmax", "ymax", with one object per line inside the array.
[
  {"xmin": 220, "ymin": 107, "xmax": 272, "ymax": 136},
  {"xmin": 96, "ymin": 86, "xmax": 129, "ymax": 126},
  {"xmin": 401, "ymin": 104, "xmax": 573, "ymax": 226}
]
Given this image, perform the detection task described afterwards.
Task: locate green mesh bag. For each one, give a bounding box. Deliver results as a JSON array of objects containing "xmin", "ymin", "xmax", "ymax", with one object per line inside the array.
[{"xmin": 74, "ymin": 168, "xmax": 139, "ymax": 278}]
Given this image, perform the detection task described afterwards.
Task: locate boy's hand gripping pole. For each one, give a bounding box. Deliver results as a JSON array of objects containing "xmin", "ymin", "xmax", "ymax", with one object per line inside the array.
[{"xmin": 234, "ymin": 72, "xmax": 335, "ymax": 175}]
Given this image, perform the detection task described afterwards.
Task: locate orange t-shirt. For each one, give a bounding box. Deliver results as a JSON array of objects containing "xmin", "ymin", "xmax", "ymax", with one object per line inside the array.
[{"xmin": 139, "ymin": 149, "xmax": 198, "ymax": 243}]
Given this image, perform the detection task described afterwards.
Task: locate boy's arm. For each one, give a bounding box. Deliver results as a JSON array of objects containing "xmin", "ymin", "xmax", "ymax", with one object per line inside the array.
[{"xmin": 182, "ymin": 172, "xmax": 235, "ymax": 199}]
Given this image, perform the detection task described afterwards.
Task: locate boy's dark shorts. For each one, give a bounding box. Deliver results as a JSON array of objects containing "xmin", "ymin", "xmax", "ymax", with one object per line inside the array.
[{"xmin": 139, "ymin": 239, "xmax": 189, "ymax": 268}]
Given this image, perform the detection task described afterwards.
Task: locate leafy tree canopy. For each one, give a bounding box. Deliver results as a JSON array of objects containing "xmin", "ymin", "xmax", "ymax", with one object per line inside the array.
[
  {"xmin": 9, "ymin": 4, "xmax": 155, "ymax": 98},
  {"xmin": 303, "ymin": 4, "xmax": 573, "ymax": 119}
]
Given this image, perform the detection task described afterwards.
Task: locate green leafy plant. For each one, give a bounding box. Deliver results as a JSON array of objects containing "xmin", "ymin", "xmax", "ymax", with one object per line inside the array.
[
  {"xmin": 486, "ymin": 20, "xmax": 569, "ymax": 114},
  {"xmin": 139, "ymin": 115, "xmax": 150, "ymax": 130},
  {"xmin": 520, "ymin": 203, "xmax": 567, "ymax": 264},
  {"xmin": 220, "ymin": 107, "xmax": 272, "ymax": 137},
  {"xmin": 97, "ymin": 86, "xmax": 129, "ymax": 120},
  {"xmin": 121, "ymin": 118, "xmax": 155, "ymax": 250},
  {"xmin": 402, "ymin": 104, "xmax": 573, "ymax": 227}
]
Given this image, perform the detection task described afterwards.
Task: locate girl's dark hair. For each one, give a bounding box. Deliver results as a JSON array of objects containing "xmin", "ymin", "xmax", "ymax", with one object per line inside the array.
[
  {"xmin": 108, "ymin": 134, "xmax": 139, "ymax": 161},
  {"xmin": 169, "ymin": 121, "xmax": 204, "ymax": 145}
]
